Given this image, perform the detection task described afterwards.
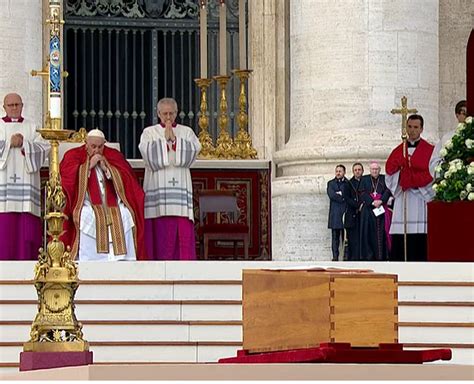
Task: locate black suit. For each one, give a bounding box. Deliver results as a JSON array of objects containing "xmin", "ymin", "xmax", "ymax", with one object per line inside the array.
[{"xmin": 327, "ymin": 177, "xmax": 347, "ymax": 261}]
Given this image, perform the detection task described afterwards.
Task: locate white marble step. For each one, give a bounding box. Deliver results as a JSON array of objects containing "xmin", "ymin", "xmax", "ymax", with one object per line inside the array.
[
  {"xmin": 0, "ymin": 368, "xmax": 19, "ymax": 375},
  {"xmin": 2, "ymin": 261, "xmax": 473, "ymax": 282},
  {"xmin": 398, "ymin": 326, "xmax": 474, "ymax": 344},
  {"xmin": 0, "ymin": 283, "xmax": 243, "ymax": 301},
  {"xmin": 398, "ymin": 305, "xmax": 474, "ymax": 322},
  {"xmin": 0, "ymin": 303, "xmax": 242, "ymax": 322},
  {"xmin": 0, "ymin": 323, "xmax": 242, "ymax": 343},
  {"xmin": 1, "ymin": 283, "xmax": 472, "ymax": 302},
  {"xmin": 4, "ymin": 302, "xmax": 472, "ymax": 322},
  {"xmin": 3, "ymin": 322, "xmax": 474, "ymax": 344},
  {"xmin": 398, "ymin": 285, "xmax": 474, "ymax": 302}
]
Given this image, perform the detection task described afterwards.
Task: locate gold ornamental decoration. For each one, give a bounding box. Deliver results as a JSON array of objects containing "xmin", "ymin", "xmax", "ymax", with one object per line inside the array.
[
  {"xmin": 213, "ymin": 75, "xmax": 234, "ymax": 159},
  {"xmin": 232, "ymin": 69, "xmax": 257, "ymax": 159},
  {"xmin": 67, "ymin": 127, "xmax": 88, "ymax": 143},
  {"xmin": 24, "ymin": 0, "xmax": 88, "ymax": 354},
  {"xmin": 195, "ymin": 78, "xmax": 215, "ymax": 159}
]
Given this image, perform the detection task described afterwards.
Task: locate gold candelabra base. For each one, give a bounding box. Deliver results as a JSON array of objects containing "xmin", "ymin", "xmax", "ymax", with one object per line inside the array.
[
  {"xmin": 213, "ymin": 75, "xmax": 234, "ymax": 159},
  {"xmin": 195, "ymin": 78, "xmax": 215, "ymax": 159},
  {"xmin": 233, "ymin": 128, "xmax": 258, "ymax": 159},
  {"xmin": 232, "ymin": 69, "xmax": 257, "ymax": 159}
]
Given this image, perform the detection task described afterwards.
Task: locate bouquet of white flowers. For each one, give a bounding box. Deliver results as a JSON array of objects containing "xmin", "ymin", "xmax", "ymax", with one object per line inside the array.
[{"xmin": 433, "ymin": 116, "xmax": 474, "ymax": 202}]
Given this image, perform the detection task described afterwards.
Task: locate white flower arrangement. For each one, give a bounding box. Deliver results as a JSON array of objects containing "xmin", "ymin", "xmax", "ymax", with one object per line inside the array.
[{"xmin": 433, "ymin": 117, "xmax": 474, "ymax": 201}]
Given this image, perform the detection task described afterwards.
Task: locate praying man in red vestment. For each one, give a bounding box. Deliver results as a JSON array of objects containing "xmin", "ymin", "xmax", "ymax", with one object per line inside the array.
[
  {"xmin": 0, "ymin": 93, "xmax": 50, "ymax": 260},
  {"xmin": 60, "ymin": 129, "xmax": 147, "ymax": 261},
  {"xmin": 385, "ymin": 114, "xmax": 435, "ymax": 261},
  {"xmin": 139, "ymin": 98, "xmax": 201, "ymax": 260}
]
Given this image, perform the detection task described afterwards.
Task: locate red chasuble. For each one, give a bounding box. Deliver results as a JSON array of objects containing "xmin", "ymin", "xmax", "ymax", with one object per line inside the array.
[
  {"xmin": 60, "ymin": 145, "xmax": 147, "ymax": 260},
  {"xmin": 386, "ymin": 138, "xmax": 434, "ymax": 191}
]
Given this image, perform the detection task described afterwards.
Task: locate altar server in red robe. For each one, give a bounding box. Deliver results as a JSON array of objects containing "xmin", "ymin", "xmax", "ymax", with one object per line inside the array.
[
  {"xmin": 385, "ymin": 114, "xmax": 434, "ymax": 261},
  {"xmin": 60, "ymin": 129, "xmax": 146, "ymax": 261}
]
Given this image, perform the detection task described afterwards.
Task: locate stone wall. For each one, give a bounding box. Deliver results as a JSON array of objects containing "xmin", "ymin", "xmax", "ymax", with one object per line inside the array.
[
  {"xmin": 439, "ymin": 0, "xmax": 474, "ymax": 135},
  {"xmin": 0, "ymin": 0, "xmax": 43, "ymax": 124}
]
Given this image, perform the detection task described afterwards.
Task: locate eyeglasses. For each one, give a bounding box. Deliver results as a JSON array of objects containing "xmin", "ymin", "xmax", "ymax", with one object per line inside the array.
[{"xmin": 5, "ymin": 103, "xmax": 22, "ymax": 108}]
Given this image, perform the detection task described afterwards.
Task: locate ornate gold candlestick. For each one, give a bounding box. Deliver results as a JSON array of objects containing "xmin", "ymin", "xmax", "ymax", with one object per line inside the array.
[
  {"xmin": 23, "ymin": 0, "xmax": 88, "ymax": 354},
  {"xmin": 213, "ymin": 75, "xmax": 234, "ymax": 159},
  {"xmin": 23, "ymin": 125, "xmax": 86, "ymax": 354},
  {"xmin": 232, "ymin": 69, "xmax": 257, "ymax": 159},
  {"xmin": 194, "ymin": 78, "xmax": 215, "ymax": 159}
]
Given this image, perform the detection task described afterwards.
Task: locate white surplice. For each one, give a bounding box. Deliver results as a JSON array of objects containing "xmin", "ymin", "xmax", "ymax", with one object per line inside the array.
[
  {"xmin": 139, "ymin": 123, "xmax": 201, "ymax": 221},
  {"xmin": 386, "ymin": 147, "xmax": 435, "ymax": 234},
  {"xmin": 0, "ymin": 119, "xmax": 50, "ymax": 216}
]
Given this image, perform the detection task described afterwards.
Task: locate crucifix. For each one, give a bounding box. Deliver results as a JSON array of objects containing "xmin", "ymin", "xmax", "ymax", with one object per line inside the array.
[
  {"xmin": 391, "ymin": 96, "xmax": 417, "ymax": 263},
  {"xmin": 391, "ymin": 96, "xmax": 418, "ymax": 144},
  {"xmin": 168, "ymin": 177, "xmax": 179, "ymax": 187},
  {"xmin": 9, "ymin": 174, "xmax": 20, "ymax": 183}
]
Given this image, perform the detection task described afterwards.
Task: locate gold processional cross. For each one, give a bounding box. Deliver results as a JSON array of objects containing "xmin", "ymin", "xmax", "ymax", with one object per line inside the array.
[
  {"xmin": 390, "ymin": 96, "xmax": 418, "ymax": 263},
  {"xmin": 391, "ymin": 96, "xmax": 418, "ymax": 143}
]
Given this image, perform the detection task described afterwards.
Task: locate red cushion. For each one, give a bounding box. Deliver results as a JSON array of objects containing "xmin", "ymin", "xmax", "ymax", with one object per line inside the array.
[{"xmin": 199, "ymin": 223, "xmax": 249, "ymax": 235}]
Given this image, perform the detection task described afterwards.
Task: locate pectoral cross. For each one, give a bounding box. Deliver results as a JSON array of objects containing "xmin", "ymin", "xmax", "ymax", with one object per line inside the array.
[
  {"xmin": 168, "ymin": 177, "xmax": 179, "ymax": 187},
  {"xmin": 10, "ymin": 174, "xmax": 20, "ymax": 183},
  {"xmin": 391, "ymin": 96, "xmax": 418, "ymax": 142}
]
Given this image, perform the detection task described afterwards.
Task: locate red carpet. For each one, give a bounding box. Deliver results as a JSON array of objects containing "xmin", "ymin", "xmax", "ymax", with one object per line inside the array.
[{"xmin": 218, "ymin": 343, "xmax": 452, "ymax": 364}]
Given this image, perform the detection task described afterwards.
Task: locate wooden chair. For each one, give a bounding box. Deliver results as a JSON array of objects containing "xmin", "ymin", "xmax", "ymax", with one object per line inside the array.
[{"xmin": 198, "ymin": 189, "xmax": 249, "ymax": 260}]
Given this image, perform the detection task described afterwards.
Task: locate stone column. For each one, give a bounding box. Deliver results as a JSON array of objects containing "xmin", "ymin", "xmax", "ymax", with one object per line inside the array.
[
  {"xmin": 272, "ymin": 0, "xmax": 439, "ymax": 261},
  {"xmin": 439, "ymin": 0, "xmax": 474, "ymax": 135},
  {"xmin": 0, "ymin": 0, "xmax": 43, "ymax": 124}
]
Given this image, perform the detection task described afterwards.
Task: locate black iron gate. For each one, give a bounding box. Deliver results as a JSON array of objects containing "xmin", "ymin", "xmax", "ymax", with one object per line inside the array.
[{"xmin": 64, "ymin": 0, "xmax": 245, "ymax": 159}]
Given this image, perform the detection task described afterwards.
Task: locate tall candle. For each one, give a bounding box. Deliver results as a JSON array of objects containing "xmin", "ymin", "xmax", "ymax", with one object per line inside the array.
[
  {"xmin": 219, "ymin": 0, "xmax": 227, "ymax": 75},
  {"xmin": 49, "ymin": 0, "xmax": 62, "ymax": 119},
  {"xmin": 199, "ymin": 1, "xmax": 208, "ymax": 78},
  {"xmin": 238, "ymin": 0, "xmax": 246, "ymax": 69}
]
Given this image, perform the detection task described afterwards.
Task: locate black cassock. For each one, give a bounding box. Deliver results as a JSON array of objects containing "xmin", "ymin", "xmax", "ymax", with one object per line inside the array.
[{"xmin": 359, "ymin": 174, "xmax": 392, "ymax": 261}]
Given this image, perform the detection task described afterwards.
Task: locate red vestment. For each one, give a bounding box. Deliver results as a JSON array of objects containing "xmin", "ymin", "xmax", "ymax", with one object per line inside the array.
[
  {"xmin": 386, "ymin": 138, "xmax": 434, "ymax": 191},
  {"xmin": 60, "ymin": 145, "xmax": 147, "ymax": 260}
]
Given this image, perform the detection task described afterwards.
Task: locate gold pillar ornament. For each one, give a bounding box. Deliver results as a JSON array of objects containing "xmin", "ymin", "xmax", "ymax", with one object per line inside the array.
[
  {"xmin": 195, "ymin": 78, "xmax": 215, "ymax": 159},
  {"xmin": 232, "ymin": 69, "xmax": 257, "ymax": 159},
  {"xmin": 25, "ymin": 0, "xmax": 88, "ymax": 353},
  {"xmin": 213, "ymin": 75, "xmax": 234, "ymax": 159}
]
